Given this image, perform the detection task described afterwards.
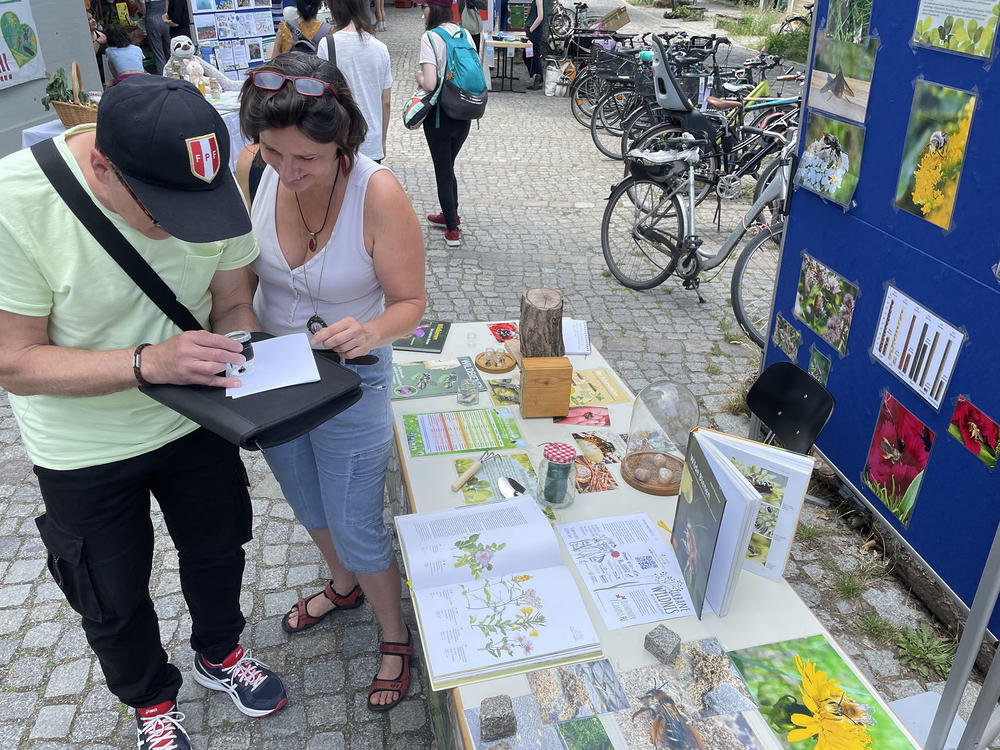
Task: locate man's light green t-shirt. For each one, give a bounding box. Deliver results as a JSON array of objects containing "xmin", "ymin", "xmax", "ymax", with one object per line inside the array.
[{"xmin": 0, "ymin": 125, "xmax": 259, "ymax": 470}]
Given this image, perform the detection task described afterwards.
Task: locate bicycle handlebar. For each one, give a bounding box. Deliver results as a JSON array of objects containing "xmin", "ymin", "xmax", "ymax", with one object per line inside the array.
[{"xmin": 742, "ymin": 125, "xmax": 790, "ymax": 143}]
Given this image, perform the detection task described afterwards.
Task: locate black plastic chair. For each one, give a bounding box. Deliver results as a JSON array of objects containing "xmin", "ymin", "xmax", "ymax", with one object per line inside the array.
[{"xmin": 745, "ymin": 361, "xmax": 835, "ymax": 455}]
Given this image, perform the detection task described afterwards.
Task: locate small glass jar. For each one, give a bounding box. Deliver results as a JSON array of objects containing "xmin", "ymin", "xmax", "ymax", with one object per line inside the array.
[
  {"xmin": 457, "ymin": 378, "xmax": 480, "ymax": 406},
  {"xmin": 536, "ymin": 442, "xmax": 577, "ymax": 509}
]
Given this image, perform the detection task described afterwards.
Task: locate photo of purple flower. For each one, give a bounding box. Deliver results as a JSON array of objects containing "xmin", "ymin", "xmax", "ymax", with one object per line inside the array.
[{"xmin": 793, "ymin": 254, "xmax": 859, "ymax": 355}]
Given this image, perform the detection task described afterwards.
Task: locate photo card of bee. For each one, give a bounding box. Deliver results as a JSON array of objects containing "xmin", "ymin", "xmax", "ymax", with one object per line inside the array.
[
  {"xmin": 808, "ymin": 345, "xmax": 832, "ymax": 386},
  {"xmin": 614, "ymin": 662, "xmax": 764, "ymax": 750},
  {"xmin": 870, "ymin": 284, "xmax": 964, "ymax": 410},
  {"xmin": 795, "ymin": 110, "xmax": 865, "ymax": 207},
  {"xmin": 862, "ymin": 391, "xmax": 935, "ymax": 528},
  {"xmin": 729, "ymin": 634, "xmax": 922, "ymax": 750},
  {"xmin": 793, "ymin": 254, "xmax": 859, "ymax": 356},
  {"xmin": 913, "ymin": 0, "xmax": 999, "ymax": 59},
  {"xmin": 808, "ymin": 33, "xmax": 878, "ymax": 124},
  {"xmin": 949, "ymin": 396, "xmax": 999, "ymax": 469},
  {"xmin": 894, "ymin": 80, "xmax": 975, "ymax": 230},
  {"xmin": 771, "ymin": 313, "xmax": 802, "ymax": 361}
]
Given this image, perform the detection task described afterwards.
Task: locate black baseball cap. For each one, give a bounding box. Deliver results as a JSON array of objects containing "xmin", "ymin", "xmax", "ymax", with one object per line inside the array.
[{"xmin": 96, "ymin": 76, "xmax": 251, "ymax": 243}]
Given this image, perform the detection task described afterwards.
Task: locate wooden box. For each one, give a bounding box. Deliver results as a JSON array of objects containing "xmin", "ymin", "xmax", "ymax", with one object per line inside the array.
[{"xmin": 520, "ymin": 357, "xmax": 572, "ymax": 418}]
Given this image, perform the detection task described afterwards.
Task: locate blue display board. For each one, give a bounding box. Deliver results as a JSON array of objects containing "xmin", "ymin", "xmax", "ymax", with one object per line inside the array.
[{"xmin": 765, "ymin": 0, "xmax": 1000, "ymax": 631}]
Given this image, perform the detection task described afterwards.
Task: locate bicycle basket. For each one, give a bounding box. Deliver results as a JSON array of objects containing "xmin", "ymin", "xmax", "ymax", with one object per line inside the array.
[
  {"xmin": 625, "ymin": 147, "xmax": 695, "ymax": 181},
  {"xmin": 677, "ymin": 72, "xmax": 715, "ymax": 106},
  {"xmin": 633, "ymin": 66, "xmax": 654, "ymax": 98},
  {"xmin": 593, "ymin": 48, "xmax": 638, "ymax": 81}
]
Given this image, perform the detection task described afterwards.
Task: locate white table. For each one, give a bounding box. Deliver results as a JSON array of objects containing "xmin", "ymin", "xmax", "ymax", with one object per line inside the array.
[
  {"xmin": 388, "ymin": 321, "xmax": 920, "ymax": 749},
  {"xmin": 20, "ymin": 100, "xmax": 246, "ymax": 172}
]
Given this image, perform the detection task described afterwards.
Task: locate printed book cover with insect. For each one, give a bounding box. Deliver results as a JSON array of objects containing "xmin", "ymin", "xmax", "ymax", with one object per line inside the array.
[
  {"xmin": 391, "ymin": 320, "xmax": 451, "ymax": 353},
  {"xmin": 394, "ymin": 497, "xmax": 602, "ymax": 690},
  {"xmin": 389, "ymin": 357, "xmax": 485, "ymax": 400}
]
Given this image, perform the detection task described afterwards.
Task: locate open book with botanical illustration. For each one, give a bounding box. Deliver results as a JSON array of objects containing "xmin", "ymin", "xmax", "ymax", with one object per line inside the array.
[
  {"xmin": 394, "ymin": 496, "xmax": 602, "ymax": 690},
  {"xmin": 672, "ymin": 428, "xmax": 814, "ymax": 618}
]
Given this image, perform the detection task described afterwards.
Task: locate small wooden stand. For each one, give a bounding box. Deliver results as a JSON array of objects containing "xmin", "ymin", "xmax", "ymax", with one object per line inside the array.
[
  {"xmin": 520, "ymin": 356, "xmax": 572, "ymax": 418},
  {"xmin": 474, "ymin": 352, "xmax": 516, "ymax": 374},
  {"xmin": 621, "ymin": 451, "xmax": 684, "ymax": 495}
]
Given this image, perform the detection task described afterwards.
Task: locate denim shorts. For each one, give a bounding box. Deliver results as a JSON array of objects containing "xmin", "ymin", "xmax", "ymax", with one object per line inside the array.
[{"xmin": 262, "ymin": 345, "xmax": 394, "ymax": 574}]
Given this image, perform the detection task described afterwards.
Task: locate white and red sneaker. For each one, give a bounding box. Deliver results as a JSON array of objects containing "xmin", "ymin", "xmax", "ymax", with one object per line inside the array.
[
  {"xmin": 135, "ymin": 700, "xmax": 190, "ymax": 750},
  {"xmin": 427, "ymin": 212, "xmax": 460, "ymax": 229},
  {"xmin": 445, "ymin": 228, "xmax": 461, "ymax": 247}
]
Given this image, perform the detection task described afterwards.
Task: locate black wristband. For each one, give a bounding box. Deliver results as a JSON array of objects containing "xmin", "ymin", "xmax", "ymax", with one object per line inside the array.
[{"xmin": 133, "ymin": 343, "xmax": 152, "ymax": 387}]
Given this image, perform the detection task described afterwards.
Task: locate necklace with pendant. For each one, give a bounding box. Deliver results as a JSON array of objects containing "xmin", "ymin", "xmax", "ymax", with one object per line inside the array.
[{"xmin": 296, "ymin": 167, "xmax": 341, "ymax": 335}]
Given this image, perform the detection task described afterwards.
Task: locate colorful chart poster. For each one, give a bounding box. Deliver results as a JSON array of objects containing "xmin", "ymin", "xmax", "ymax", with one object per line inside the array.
[
  {"xmin": 261, "ymin": 35, "xmax": 275, "ymax": 60},
  {"xmin": 557, "ymin": 513, "xmax": 695, "ymax": 628},
  {"xmin": 914, "ymin": 0, "xmax": 998, "ymax": 57},
  {"xmin": 894, "ymin": 81, "xmax": 975, "ymax": 230},
  {"xmin": 570, "ymin": 369, "xmax": 630, "ymax": 407},
  {"xmin": 215, "ymin": 11, "xmax": 238, "ymax": 38},
  {"xmin": 452, "ymin": 453, "xmax": 536, "ymax": 504},
  {"xmin": 793, "ymin": 254, "xmax": 858, "ymax": 355},
  {"xmin": 863, "ymin": 392, "xmax": 934, "ymax": 527},
  {"xmin": 402, "ymin": 407, "xmax": 524, "ymax": 457},
  {"xmin": 253, "ymin": 10, "xmax": 274, "ymax": 35},
  {"xmin": 795, "ymin": 111, "xmax": 865, "ymax": 207},
  {"xmin": 730, "ymin": 634, "xmax": 920, "ymax": 750},
  {"xmin": 807, "ymin": 346, "xmax": 832, "ymax": 386},
  {"xmin": 826, "ymin": 0, "xmax": 872, "ymax": 42},
  {"xmin": 772, "ymin": 314, "xmax": 801, "ymax": 361},
  {"xmin": 808, "ymin": 35, "xmax": 877, "ymax": 124},
  {"xmin": 870, "ymin": 285, "xmax": 963, "ymax": 410},
  {"xmin": 949, "ymin": 396, "xmax": 999, "ymax": 469}
]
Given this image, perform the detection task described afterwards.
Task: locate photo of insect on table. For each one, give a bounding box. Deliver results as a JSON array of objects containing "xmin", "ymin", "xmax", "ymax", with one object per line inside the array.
[{"xmin": 385, "ymin": 294, "xmax": 921, "ymax": 749}]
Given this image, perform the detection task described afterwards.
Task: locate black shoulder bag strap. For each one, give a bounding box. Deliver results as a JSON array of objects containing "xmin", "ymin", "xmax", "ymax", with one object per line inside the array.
[{"xmin": 31, "ymin": 138, "xmax": 202, "ymax": 333}]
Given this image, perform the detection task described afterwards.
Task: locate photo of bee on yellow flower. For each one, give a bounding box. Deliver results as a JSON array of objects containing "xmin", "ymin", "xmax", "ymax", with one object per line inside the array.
[
  {"xmin": 894, "ymin": 81, "xmax": 976, "ymax": 230},
  {"xmin": 729, "ymin": 634, "xmax": 919, "ymax": 749}
]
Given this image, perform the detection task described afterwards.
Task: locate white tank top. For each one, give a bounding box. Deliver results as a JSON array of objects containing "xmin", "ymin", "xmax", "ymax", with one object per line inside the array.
[{"xmin": 251, "ymin": 155, "xmax": 388, "ymax": 337}]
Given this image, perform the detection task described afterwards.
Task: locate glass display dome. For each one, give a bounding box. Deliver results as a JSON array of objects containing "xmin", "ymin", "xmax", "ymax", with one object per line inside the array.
[{"xmin": 621, "ymin": 380, "xmax": 700, "ymax": 495}]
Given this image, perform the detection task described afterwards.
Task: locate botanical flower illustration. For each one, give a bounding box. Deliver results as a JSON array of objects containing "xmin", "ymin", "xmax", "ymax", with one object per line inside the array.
[
  {"xmin": 914, "ymin": 10, "xmax": 998, "ymax": 57},
  {"xmin": 949, "ymin": 396, "xmax": 999, "ymax": 469},
  {"xmin": 863, "ymin": 392, "xmax": 934, "ymax": 527},
  {"xmin": 895, "ymin": 82, "xmax": 975, "ymax": 230},
  {"xmin": 459, "ymin": 575, "xmax": 545, "ymax": 659},
  {"xmin": 793, "ymin": 255, "xmax": 858, "ymax": 355},
  {"xmin": 453, "ymin": 534, "xmax": 506, "ymax": 579}
]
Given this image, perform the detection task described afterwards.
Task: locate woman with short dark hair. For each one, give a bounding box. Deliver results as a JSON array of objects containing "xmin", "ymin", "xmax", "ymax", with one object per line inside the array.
[
  {"xmin": 414, "ymin": 0, "xmax": 476, "ymax": 247},
  {"xmin": 236, "ymin": 52, "xmax": 426, "ymax": 712}
]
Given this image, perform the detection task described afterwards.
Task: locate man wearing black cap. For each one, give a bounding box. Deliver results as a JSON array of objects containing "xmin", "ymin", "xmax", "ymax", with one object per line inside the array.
[{"xmin": 0, "ymin": 76, "xmax": 286, "ymax": 749}]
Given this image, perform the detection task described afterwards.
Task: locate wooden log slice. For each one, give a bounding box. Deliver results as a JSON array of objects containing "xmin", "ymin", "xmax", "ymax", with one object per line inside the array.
[{"xmin": 519, "ymin": 287, "xmax": 564, "ymax": 358}]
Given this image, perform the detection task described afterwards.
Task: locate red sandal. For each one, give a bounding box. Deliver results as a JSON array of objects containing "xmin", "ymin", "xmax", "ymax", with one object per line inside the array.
[
  {"xmin": 281, "ymin": 580, "xmax": 365, "ymax": 634},
  {"xmin": 367, "ymin": 627, "xmax": 413, "ymax": 713}
]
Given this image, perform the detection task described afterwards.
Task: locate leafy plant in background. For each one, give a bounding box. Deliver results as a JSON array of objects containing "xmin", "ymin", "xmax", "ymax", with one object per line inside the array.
[
  {"xmin": 826, "ymin": 0, "xmax": 872, "ymax": 42},
  {"xmin": 453, "ymin": 534, "xmax": 506, "ymax": 579},
  {"xmin": 895, "ymin": 622, "xmax": 957, "ymax": 678},
  {"xmin": 793, "ymin": 255, "xmax": 858, "ymax": 355},
  {"xmin": 41, "ymin": 68, "xmax": 92, "ymax": 110},
  {"xmin": 914, "ymin": 9, "xmax": 998, "ymax": 57}
]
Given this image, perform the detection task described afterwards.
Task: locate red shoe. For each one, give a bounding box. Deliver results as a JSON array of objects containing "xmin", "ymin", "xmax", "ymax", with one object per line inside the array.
[
  {"xmin": 445, "ymin": 229, "xmax": 461, "ymax": 247},
  {"xmin": 427, "ymin": 212, "xmax": 460, "ymax": 228}
]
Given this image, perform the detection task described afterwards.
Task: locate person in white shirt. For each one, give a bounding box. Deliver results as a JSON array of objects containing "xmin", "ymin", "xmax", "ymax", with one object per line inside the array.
[{"xmin": 318, "ymin": 0, "xmax": 393, "ymax": 162}]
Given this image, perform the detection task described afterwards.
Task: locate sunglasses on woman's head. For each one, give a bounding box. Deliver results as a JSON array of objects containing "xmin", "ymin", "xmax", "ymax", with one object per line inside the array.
[{"xmin": 249, "ymin": 70, "xmax": 342, "ymax": 103}]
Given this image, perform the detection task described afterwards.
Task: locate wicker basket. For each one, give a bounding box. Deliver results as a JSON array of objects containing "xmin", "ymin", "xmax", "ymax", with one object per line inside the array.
[{"xmin": 50, "ymin": 62, "xmax": 98, "ymax": 127}]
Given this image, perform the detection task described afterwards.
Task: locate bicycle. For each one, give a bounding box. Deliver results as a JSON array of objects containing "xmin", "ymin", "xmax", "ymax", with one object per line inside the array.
[
  {"xmin": 548, "ymin": 0, "xmax": 599, "ymax": 41},
  {"xmin": 600, "ymin": 125, "xmax": 797, "ymax": 347},
  {"xmin": 776, "ymin": 1, "xmax": 814, "ymax": 35}
]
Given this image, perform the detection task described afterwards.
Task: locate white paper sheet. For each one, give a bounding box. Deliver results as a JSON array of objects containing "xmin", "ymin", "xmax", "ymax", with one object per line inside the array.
[
  {"xmin": 558, "ymin": 513, "xmax": 695, "ymax": 629},
  {"xmin": 226, "ymin": 333, "xmax": 320, "ymax": 398}
]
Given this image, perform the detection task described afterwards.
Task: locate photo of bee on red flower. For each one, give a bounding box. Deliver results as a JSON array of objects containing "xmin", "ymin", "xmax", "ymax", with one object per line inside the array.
[
  {"xmin": 863, "ymin": 392, "xmax": 935, "ymax": 527},
  {"xmin": 948, "ymin": 396, "xmax": 999, "ymax": 470}
]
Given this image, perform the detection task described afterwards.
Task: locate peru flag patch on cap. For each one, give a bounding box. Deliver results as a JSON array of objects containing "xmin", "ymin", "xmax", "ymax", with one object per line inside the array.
[{"xmin": 186, "ymin": 133, "xmax": 221, "ymax": 183}]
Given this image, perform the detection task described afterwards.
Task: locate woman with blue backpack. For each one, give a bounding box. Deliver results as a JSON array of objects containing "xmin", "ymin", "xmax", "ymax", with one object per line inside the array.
[{"xmin": 414, "ymin": 0, "xmax": 480, "ymax": 248}]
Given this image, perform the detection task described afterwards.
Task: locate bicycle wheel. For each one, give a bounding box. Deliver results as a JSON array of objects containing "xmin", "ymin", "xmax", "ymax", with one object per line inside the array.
[
  {"xmin": 628, "ymin": 123, "xmax": 719, "ymax": 203},
  {"xmin": 601, "ymin": 177, "xmax": 685, "ymax": 290},
  {"xmin": 731, "ymin": 222, "xmax": 784, "ymax": 347},
  {"xmin": 777, "ymin": 15, "xmax": 809, "ymax": 34},
  {"xmin": 548, "ymin": 10, "xmax": 572, "ymax": 39},
  {"xmin": 570, "ymin": 71, "xmax": 606, "ymax": 128},
  {"xmin": 618, "ymin": 105, "xmax": 669, "ymax": 160},
  {"xmin": 591, "ymin": 89, "xmax": 638, "ymax": 159}
]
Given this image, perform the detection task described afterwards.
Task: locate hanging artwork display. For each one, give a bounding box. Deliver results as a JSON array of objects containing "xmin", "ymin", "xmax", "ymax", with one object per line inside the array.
[
  {"xmin": 793, "ymin": 254, "xmax": 859, "ymax": 355},
  {"xmin": 772, "ymin": 314, "xmax": 802, "ymax": 361},
  {"xmin": 862, "ymin": 392, "xmax": 934, "ymax": 527},
  {"xmin": 795, "ymin": 111, "xmax": 865, "ymax": 207},
  {"xmin": 826, "ymin": 0, "xmax": 873, "ymax": 42},
  {"xmin": 949, "ymin": 396, "xmax": 999, "ymax": 469},
  {"xmin": 808, "ymin": 346, "xmax": 832, "ymax": 386},
  {"xmin": 894, "ymin": 80, "xmax": 975, "ymax": 230},
  {"xmin": 808, "ymin": 34, "xmax": 877, "ymax": 123},
  {"xmin": 913, "ymin": 0, "xmax": 998, "ymax": 58},
  {"xmin": 192, "ymin": 3, "xmax": 275, "ymax": 78},
  {"xmin": 0, "ymin": 0, "xmax": 46, "ymax": 91},
  {"xmin": 870, "ymin": 284, "xmax": 964, "ymax": 410}
]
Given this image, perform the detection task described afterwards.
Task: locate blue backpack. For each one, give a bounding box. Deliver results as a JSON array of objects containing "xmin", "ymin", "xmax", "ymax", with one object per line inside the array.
[{"xmin": 430, "ymin": 27, "xmax": 488, "ymax": 122}]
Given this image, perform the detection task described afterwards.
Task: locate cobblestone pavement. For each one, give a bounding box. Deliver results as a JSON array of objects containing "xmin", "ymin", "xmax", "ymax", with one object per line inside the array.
[{"xmin": 0, "ymin": 3, "xmax": 992, "ymax": 749}]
